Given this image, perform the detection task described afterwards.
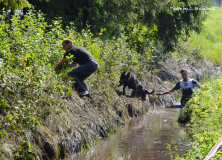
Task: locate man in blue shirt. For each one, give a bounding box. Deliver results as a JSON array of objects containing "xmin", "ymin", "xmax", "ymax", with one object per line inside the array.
[{"xmin": 157, "ymin": 69, "xmax": 201, "ymax": 106}]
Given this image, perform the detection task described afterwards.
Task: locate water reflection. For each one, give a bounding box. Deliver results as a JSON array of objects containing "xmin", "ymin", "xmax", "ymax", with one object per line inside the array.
[{"xmin": 72, "ymin": 107, "xmax": 189, "ymax": 160}]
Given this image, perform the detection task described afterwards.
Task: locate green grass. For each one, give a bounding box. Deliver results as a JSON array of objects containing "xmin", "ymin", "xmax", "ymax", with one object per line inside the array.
[
  {"xmin": 173, "ymin": 7, "xmax": 222, "ymax": 64},
  {"xmin": 168, "ymin": 8, "xmax": 222, "ymax": 159},
  {"xmin": 0, "ymin": 9, "xmax": 154, "ymax": 159},
  {"xmin": 189, "ymin": 7, "xmax": 222, "ymax": 63},
  {"xmin": 175, "ymin": 76, "xmax": 222, "ymax": 159},
  {"xmin": 0, "ymin": 6, "xmax": 221, "ymax": 159}
]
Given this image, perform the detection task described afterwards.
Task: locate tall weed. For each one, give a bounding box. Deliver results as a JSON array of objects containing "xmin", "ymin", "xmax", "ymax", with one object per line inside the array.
[
  {"xmin": 0, "ymin": 9, "xmax": 152, "ymax": 158},
  {"xmin": 177, "ymin": 76, "xmax": 222, "ymax": 159}
]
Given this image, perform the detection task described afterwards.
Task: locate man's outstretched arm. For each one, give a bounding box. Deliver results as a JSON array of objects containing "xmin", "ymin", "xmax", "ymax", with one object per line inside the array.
[
  {"xmin": 163, "ymin": 88, "xmax": 175, "ymax": 94},
  {"xmin": 156, "ymin": 88, "xmax": 175, "ymax": 95}
]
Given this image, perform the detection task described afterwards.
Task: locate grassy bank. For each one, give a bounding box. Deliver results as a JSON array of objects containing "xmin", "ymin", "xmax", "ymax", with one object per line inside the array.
[
  {"xmin": 0, "ymin": 10, "xmax": 157, "ymax": 159},
  {"xmin": 164, "ymin": 8, "xmax": 222, "ymax": 160},
  {"xmin": 192, "ymin": 7, "xmax": 222, "ymax": 63},
  {"xmin": 175, "ymin": 76, "xmax": 222, "ymax": 159},
  {"xmin": 0, "ymin": 7, "xmax": 220, "ymax": 159},
  {"xmin": 167, "ymin": 7, "xmax": 222, "ymax": 160},
  {"xmin": 172, "ymin": 7, "xmax": 222, "ymax": 65}
]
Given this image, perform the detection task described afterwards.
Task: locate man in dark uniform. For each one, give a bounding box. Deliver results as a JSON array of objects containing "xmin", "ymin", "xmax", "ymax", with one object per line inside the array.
[
  {"xmin": 157, "ymin": 69, "xmax": 201, "ymax": 107},
  {"xmin": 55, "ymin": 39, "xmax": 98, "ymax": 97}
]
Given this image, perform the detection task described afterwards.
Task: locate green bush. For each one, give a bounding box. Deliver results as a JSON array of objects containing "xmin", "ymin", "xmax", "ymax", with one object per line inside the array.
[
  {"xmin": 177, "ymin": 76, "xmax": 222, "ymax": 159},
  {"xmin": 0, "ymin": 9, "xmax": 153, "ymax": 158}
]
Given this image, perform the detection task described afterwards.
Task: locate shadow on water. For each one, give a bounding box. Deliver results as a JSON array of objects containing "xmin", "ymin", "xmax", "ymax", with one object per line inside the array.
[{"xmin": 72, "ymin": 107, "xmax": 189, "ymax": 160}]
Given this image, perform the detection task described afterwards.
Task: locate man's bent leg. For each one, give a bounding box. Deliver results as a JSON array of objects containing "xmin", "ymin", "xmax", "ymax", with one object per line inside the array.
[
  {"xmin": 68, "ymin": 66, "xmax": 89, "ymax": 93},
  {"xmin": 68, "ymin": 61, "xmax": 98, "ymax": 94},
  {"xmin": 82, "ymin": 81, "xmax": 89, "ymax": 91},
  {"xmin": 71, "ymin": 75, "xmax": 86, "ymax": 93}
]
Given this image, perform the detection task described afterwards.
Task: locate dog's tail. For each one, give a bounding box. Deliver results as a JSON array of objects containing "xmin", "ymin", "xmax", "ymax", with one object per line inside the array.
[{"xmin": 145, "ymin": 89, "xmax": 154, "ymax": 94}]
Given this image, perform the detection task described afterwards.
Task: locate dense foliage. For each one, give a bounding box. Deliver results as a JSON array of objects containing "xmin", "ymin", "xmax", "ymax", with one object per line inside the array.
[
  {"xmin": 1, "ymin": 0, "xmax": 211, "ymax": 52},
  {"xmin": 0, "ymin": 2, "xmax": 220, "ymax": 159},
  {"xmin": 175, "ymin": 77, "xmax": 222, "ymax": 159},
  {"xmin": 0, "ymin": 9, "xmax": 152, "ymax": 158},
  {"xmin": 0, "ymin": 0, "xmax": 30, "ymax": 13}
]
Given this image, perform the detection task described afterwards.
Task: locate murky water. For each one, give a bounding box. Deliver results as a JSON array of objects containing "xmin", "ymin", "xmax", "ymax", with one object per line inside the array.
[{"xmin": 72, "ymin": 107, "xmax": 189, "ymax": 160}]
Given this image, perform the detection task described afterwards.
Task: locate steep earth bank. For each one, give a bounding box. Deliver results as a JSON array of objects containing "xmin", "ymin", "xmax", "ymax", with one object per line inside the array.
[
  {"xmin": 2, "ymin": 57, "xmax": 220, "ymax": 160},
  {"xmin": 38, "ymin": 58, "xmax": 221, "ymax": 159}
]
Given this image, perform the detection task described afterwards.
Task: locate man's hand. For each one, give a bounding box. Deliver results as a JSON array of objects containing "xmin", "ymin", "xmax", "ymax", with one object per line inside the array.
[
  {"xmin": 55, "ymin": 58, "xmax": 67, "ymax": 71},
  {"xmin": 68, "ymin": 62, "xmax": 77, "ymax": 68},
  {"xmin": 55, "ymin": 65, "xmax": 62, "ymax": 71},
  {"xmin": 156, "ymin": 93, "xmax": 164, "ymax": 95},
  {"xmin": 156, "ymin": 88, "xmax": 175, "ymax": 95}
]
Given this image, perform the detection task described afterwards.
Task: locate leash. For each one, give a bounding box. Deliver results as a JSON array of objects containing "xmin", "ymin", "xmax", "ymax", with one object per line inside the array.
[{"xmin": 144, "ymin": 84, "xmax": 168, "ymax": 93}]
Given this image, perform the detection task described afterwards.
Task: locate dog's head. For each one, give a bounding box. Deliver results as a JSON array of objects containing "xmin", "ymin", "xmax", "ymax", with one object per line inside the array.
[{"xmin": 119, "ymin": 71, "xmax": 130, "ymax": 86}]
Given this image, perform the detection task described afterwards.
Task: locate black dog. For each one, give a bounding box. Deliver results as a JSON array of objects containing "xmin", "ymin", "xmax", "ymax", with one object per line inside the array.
[{"xmin": 118, "ymin": 71, "xmax": 154, "ymax": 100}]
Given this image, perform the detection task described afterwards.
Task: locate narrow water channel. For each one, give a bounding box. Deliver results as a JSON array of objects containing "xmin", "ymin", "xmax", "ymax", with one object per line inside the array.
[{"xmin": 72, "ymin": 107, "xmax": 189, "ymax": 160}]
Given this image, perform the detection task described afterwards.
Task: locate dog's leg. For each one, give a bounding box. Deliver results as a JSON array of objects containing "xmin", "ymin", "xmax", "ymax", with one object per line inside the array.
[
  {"xmin": 138, "ymin": 88, "xmax": 146, "ymax": 100},
  {"xmin": 138, "ymin": 87, "xmax": 146, "ymax": 100},
  {"xmin": 136, "ymin": 89, "xmax": 140, "ymax": 98},
  {"xmin": 141, "ymin": 92, "xmax": 146, "ymax": 100},
  {"xmin": 131, "ymin": 90, "xmax": 136, "ymax": 97},
  {"xmin": 123, "ymin": 85, "xmax": 126, "ymax": 95}
]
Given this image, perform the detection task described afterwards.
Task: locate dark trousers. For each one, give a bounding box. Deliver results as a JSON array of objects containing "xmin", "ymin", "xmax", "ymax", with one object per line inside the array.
[
  {"xmin": 180, "ymin": 96, "xmax": 191, "ymax": 107},
  {"xmin": 68, "ymin": 60, "xmax": 98, "ymax": 93}
]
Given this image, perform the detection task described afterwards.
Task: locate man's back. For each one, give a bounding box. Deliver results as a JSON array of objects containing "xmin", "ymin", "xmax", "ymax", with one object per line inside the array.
[{"xmin": 63, "ymin": 46, "xmax": 95, "ymax": 65}]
